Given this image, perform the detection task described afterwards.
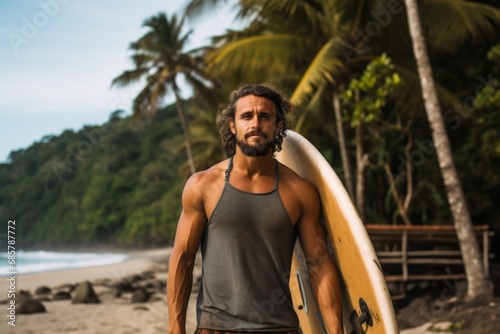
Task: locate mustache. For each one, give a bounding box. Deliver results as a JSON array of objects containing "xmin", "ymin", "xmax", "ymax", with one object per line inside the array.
[{"xmin": 244, "ymin": 131, "xmax": 268, "ymax": 139}]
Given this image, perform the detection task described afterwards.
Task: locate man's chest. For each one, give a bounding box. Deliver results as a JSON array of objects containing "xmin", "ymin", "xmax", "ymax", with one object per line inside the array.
[{"xmin": 203, "ymin": 179, "xmax": 302, "ymax": 227}]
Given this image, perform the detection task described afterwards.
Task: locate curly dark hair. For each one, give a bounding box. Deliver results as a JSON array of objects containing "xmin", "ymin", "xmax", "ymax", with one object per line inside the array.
[{"xmin": 218, "ymin": 84, "xmax": 293, "ymax": 156}]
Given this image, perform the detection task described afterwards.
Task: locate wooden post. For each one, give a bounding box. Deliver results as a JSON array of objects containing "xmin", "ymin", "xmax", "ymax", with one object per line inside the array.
[
  {"xmin": 402, "ymin": 231, "xmax": 408, "ymax": 281},
  {"xmin": 483, "ymin": 230, "xmax": 490, "ymax": 277}
]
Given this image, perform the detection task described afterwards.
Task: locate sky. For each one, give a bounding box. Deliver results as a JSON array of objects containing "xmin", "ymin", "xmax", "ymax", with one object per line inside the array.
[{"xmin": 0, "ymin": 0, "xmax": 237, "ymax": 162}]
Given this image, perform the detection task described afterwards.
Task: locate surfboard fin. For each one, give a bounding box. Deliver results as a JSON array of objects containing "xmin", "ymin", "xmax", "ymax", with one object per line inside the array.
[{"xmin": 349, "ymin": 298, "xmax": 373, "ymax": 334}]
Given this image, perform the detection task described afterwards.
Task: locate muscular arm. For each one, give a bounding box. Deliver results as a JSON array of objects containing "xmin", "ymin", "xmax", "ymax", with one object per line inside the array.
[
  {"xmin": 167, "ymin": 174, "xmax": 207, "ymax": 334},
  {"xmin": 296, "ymin": 182, "xmax": 343, "ymax": 334}
]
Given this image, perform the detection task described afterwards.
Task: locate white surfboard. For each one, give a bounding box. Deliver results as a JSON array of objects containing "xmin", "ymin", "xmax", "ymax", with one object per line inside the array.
[{"xmin": 276, "ymin": 130, "xmax": 399, "ymax": 334}]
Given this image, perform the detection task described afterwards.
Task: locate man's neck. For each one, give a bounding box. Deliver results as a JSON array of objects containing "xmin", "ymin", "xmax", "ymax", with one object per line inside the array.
[{"xmin": 231, "ymin": 152, "xmax": 275, "ymax": 180}]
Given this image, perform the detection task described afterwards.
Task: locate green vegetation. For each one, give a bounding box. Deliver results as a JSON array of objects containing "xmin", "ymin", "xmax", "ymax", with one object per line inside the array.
[{"xmin": 0, "ymin": 106, "xmax": 192, "ymax": 247}]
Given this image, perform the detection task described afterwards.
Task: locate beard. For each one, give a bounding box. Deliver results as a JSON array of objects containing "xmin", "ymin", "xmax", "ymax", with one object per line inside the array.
[
  {"xmin": 236, "ymin": 131, "xmax": 274, "ymax": 157},
  {"xmin": 236, "ymin": 140, "xmax": 273, "ymax": 157}
]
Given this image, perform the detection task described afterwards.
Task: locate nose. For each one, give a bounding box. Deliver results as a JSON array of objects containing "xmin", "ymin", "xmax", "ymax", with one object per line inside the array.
[{"xmin": 251, "ymin": 115, "xmax": 261, "ymax": 130}]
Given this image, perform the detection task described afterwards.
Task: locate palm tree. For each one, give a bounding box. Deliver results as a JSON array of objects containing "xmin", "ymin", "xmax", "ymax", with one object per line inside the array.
[
  {"xmin": 112, "ymin": 12, "xmax": 215, "ymax": 174},
  {"xmin": 403, "ymin": 0, "xmax": 493, "ymax": 300}
]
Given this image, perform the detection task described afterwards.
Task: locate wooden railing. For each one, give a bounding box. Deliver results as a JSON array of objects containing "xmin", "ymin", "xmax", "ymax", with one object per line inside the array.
[{"xmin": 365, "ymin": 224, "xmax": 494, "ymax": 283}]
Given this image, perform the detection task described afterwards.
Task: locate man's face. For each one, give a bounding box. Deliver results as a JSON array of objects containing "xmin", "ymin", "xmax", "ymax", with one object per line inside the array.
[{"xmin": 230, "ymin": 95, "xmax": 283, "ymax": 157}]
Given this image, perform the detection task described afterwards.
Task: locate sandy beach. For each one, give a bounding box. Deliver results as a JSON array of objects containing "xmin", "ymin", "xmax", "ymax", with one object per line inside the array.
[
  {"xmin": 2, "ymin": 247, "xmax": 498, "ymax": 334},
  {"xmin": 0, "ymin": 247, "xmax": 201, "ymax": 334}
]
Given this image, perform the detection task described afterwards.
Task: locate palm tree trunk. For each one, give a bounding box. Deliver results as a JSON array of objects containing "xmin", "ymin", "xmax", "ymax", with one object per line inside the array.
[
  {"xmin": 333, "ymin": 90, "xmax": 354, "ymax": 199},
  {"xmin": 173, "ymin": 84, "xmax": 197, "ymax": 175},
  {"xmin": 404, "ymin": 0, "xmax": 492, "ymax": 300}
]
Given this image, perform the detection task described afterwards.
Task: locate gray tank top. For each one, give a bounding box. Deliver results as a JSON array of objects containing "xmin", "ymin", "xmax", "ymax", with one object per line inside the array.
[{"xmin": 197, "ymin": 157, "xmax": 299, "ymax": 331}]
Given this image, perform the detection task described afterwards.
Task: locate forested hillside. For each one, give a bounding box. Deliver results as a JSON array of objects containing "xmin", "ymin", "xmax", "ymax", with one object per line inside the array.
[{"xmin": 0, "ymin": 105, "xmax": 192, "ymax": 247}]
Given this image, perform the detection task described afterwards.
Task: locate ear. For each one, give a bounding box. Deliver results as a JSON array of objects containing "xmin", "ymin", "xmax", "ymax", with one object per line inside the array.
[
  {"xmin": 276, "ymin": 120, "xmax": 284, "ymax": 132},
  {"xmin": 229, "ymin": 119, "xmax": 236, "ymax": 134}
]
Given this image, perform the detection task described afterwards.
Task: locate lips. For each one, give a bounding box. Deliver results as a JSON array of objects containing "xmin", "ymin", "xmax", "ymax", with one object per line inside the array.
[{"xmin": 245, "ymin": 131, "xmax": 267, "ymax": 139}]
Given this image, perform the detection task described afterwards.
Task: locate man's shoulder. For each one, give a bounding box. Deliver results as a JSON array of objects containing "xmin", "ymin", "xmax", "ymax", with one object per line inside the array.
[
  {"xmin": 278, "ymin": 162, "xmax": 316, "ymax": 190},
  {"xmin": 277, "ymin": 162, "xmax": 320, "ymax": 214},
  {"xmin": 186, "ymin": 160, "xmax": 228, "ymax": 187},
  {"xmin": 182, "ymin": 160, "xmax": 228, "ymax": 208}
]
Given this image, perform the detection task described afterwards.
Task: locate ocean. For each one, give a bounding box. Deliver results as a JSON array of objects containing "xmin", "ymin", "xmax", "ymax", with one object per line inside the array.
[{"xmin": 0, "ymin": 250, "xmax": 128, "ymax": 275}]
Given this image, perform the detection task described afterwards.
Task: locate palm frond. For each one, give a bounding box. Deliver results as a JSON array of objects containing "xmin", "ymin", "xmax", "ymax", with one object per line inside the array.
[
  {"xmin": 294, "ymin": 84, "xmax": 327, "ymax": 133},
  {"xmin": 422, "ymin": 0, "xmax": 500, "ymax": 52},
  {"xmin": 132, "ymin": 84, "xmax": 155, "ymax": 116},
  {"xmin": 181, "ymin": 0, "xmax": 229, "ymax": 21},
  {"xmin": 130, "ymin": 54, "xmax": 157, "ymax": 68},
  {"xmin": 291, "ymin": 37, "xmax": 347, "ymax": 107},
  {"xmin": 111, "ymin": 68, "xmax": 150, "ymax": 87},
  {"xmin": 148, "ymin": 69, "xmax": 170, "ymax": 110},
  {"xmin": 236, "ymin": 0, "xmax": 329, "ymax": 36},
  {"xmin": 206, "ymin": 34, "xmax": 303, "ymax": 79},
  {"xmin": 334, "ymin": 0, "xmax": 398, "ymax": 40}
]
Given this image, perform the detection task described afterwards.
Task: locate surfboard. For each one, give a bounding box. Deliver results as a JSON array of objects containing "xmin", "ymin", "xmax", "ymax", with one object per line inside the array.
[{"xmin": 276, "ymin": 130, "xmax": 398, "ymax": 334}]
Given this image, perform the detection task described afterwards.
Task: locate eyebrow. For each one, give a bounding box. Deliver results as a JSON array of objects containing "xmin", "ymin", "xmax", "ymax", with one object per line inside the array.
[
  {"xmin": 238, "ymin": 112, "xmax": 275, "ymax": 121},
  {"xmin": 239, "ymin": 110, "xmax": 274, "ymax": 116}
]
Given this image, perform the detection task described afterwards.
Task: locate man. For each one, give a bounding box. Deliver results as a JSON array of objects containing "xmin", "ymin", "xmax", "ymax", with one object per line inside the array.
[{"xmin": 167, "ymin": 84, "xmax": 343, "ymax": 334}]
